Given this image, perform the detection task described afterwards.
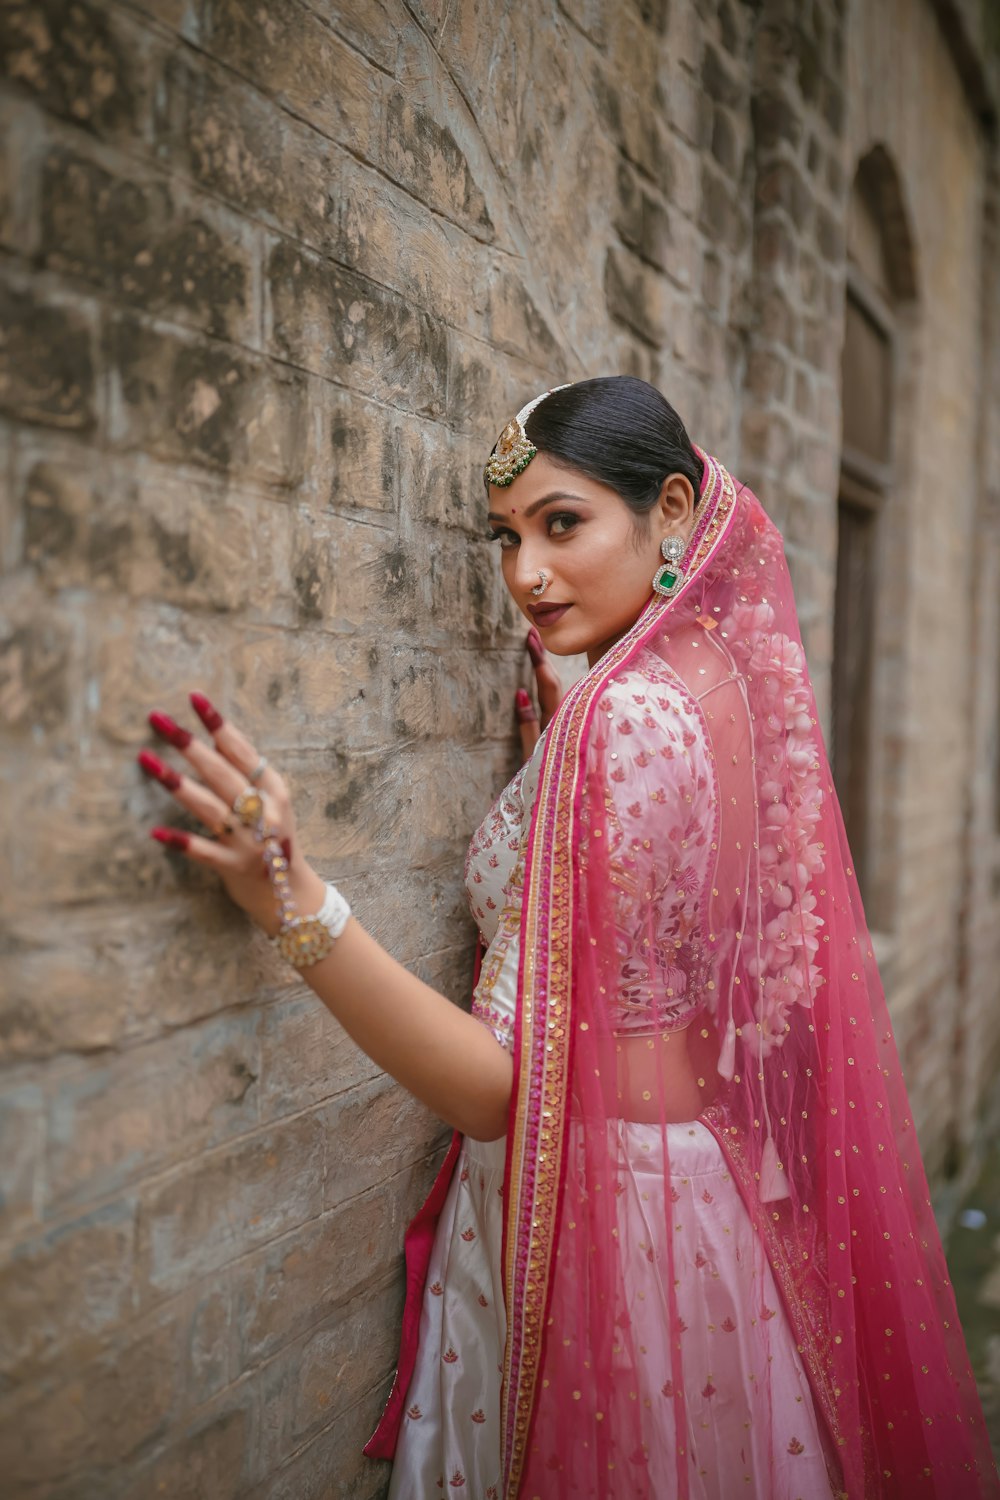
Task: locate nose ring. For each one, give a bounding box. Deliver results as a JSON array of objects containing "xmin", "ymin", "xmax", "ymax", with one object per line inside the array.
[{"xmin": 531, "ymin": 570, "xmax": 550, "ymax": 597}]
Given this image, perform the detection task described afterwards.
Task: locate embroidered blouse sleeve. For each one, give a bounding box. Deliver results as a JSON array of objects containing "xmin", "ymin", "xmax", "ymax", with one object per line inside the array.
[{"xmin": 586, "ymin": 668, "xmax": 716, "ymax": 1031}]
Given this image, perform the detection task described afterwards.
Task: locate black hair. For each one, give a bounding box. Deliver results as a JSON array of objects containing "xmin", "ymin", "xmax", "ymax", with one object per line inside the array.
[{"xmin": 506, "ymin": 375, "xmax": 705, "ymax": 514}]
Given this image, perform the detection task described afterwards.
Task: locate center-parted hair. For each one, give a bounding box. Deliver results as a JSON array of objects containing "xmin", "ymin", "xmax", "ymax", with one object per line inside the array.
[{"xmin": 512, "ymin": 375, "xmax": 705, "ymax": 513}]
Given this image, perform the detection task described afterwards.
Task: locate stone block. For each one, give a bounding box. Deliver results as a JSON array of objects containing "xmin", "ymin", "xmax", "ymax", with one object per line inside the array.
[
  {"xmin": 754, "ymin": 215, "xmax": 798, "ymax": 278},
  {"xmin": 44, "ymin": 1012, "xmax": 260, "ymax": 1213},
  {"xmin": 40, "ymin": 144, "xmax": 256, "ymax": 343},
  {"xmin": 245, "ymin": 1372, "xmax": 390, "ymax": 1500},
  {"xmin": 710, "ymin": 106, "xmax": 741, "ymax": 177},
  {"xmin": 0, "ymin": 0, "xmax": 150, "ymax": 141},
  {"xmin": 702, "ymin": 43, "xmax": 744, "ymax": 110},
  {"xmin": 0, "ymin": 1305, "xmax": 182, "ymax": 1488},
  {"xmin": 137, "ymin": 1111, "xmax": 326, "ymax": 1299},
  {"xmin": 699, "ymin": 167, "xmax": 740, "ymax": 250},
  {"xmin": 321, "ymin": 1076, "xmax": 446, "ymax": 1213},
  {"xmin": 257, "ymin": 1280, "xmax": 403, "ymax": 1473},
  {"xmin": 339, "ymin": 157, "xmax": 486, "ymax": 334},
  {"xmin": 294, "ymin": 740, "xmax": 500, "ymax": 873},
  {"xmin": 308, "ymin": 0, "xmax": 399, "ymax": 71},
  {"xmin": 443, "ymin": 331, "xmax": 531, "ymax": 440},
  {"xmin": 756, "ymin": 158, "xmax": 813, "ymax": 231},
  {"xmin": 0, "ymin": 1083, "xmax": 43, "ymax": 1237},
  {"xmin": 668, "ymin": 67, "xmax": 714, "ymax": 150},
  {"xmin": 107, "ymin": 313, "xmax": 308, "ymax": 486},
  {"xmin": 0, "ymin": 277, "xmax": 97, "ymax": 433},
  {"xmin": 0, "ymin": 95, "xmax": 39, "ymax": 258},
  {"xmin": 155, "ymin": 51, "xmax": 344, "ymax": 258},
  {"xmin": 558, "ymin": 0, "xmax": 608, "ymax": 46},
  {"xmin": 265, "ymin": 241, "xmax": 448, "ymax": 418},
  {"xmin": 202, "ymin": 0, "xmax": 383, "ymax": 163},
  {"xmin": 232, "ymin": 1160, "xmax": 434, "ymax": 1367},
  {"xmin": 751, "ymin": 91, "xmax": 804, "ymax": 152},
  {"xmin": 394, "ymin": 415, "xmax": 482, "ymax": 534},
  {"xmin": 0, "ymin": 1199, "xmax": 135, "ymax": 1394},
  {"xmin": 257, "ymin": 993, "xmax": 383, "ymax": 1122},
  {"xmin": 383, "ymin": 86, "xmax": 494, "ymax": 239},
  {"xmin": 604, "ymin": 244, "xmax": 671, "ymax": 345},
  {"xmin": 0, "ymin": 581, "xmax": 75, "ymax": 737},
  {"xmin": 20, "ymin": 450, "xmax": 126, "ymax": 594},
  {"xmin": 485, "ymin": 266, "xmax": 560, "ymax": 364},
  {"xmin": 218, "ymin": 627, "xmax": 384, "ymax": 759},
  {"xmin": 300, "ymin": 380, "xmax": 397, "ymax": 516},
  {"xmin": 119, "ymin": 1399, "xmax": 252, "ymax": 1500},
  {"xmin": 746, "ymin": 348, "xmax": 789, "ymax": 404}
]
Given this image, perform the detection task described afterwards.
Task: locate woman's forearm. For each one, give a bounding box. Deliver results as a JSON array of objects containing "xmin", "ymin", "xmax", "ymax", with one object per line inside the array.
[{"xmin": 284, "ymin": 865, "xmax": 513, "ymax": 1140}]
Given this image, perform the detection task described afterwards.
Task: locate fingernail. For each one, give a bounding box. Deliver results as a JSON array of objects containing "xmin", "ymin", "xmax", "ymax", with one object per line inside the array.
[
  {"xmin": 148, "ymin": 711, "xmax": 192, "ymax": 750},
  {"xmin": 515, "ymin": 688, "xmax": 538, "ymax": 724},
  {"xmin": 280, "ymin": 837, "xmax": 293, "ymax": 866},
  {"xmin": 526, "ymin": 629, "xmax": 545, "ymax": 667},
  {"xmin": 138, "ymin": 750, "xmax": 182, "ymax": 791},
  {"xmin": 190, "ymin": 691, "xmax": 223, "ymax": 733},
  {"xmin": 151, "ymin": 827, "xmax": 190, "ymax": 851}
]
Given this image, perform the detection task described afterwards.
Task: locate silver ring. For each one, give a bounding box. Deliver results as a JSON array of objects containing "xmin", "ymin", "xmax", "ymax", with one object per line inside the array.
[
  {"xmin": 531, "ymin": 570, "xmax": 549, "ymax": 597},
  {"xmin": 248, "ymin": 755, "xmax": 268, "ymax": 784}
]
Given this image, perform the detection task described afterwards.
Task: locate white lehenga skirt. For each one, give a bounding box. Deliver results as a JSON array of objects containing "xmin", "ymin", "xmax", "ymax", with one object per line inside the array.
[{"xmin": 386, "ymin": 1121, "xmax": 834, "ymax": 1500}]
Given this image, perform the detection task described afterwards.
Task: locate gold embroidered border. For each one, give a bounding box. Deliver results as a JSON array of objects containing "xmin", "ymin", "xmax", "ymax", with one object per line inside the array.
[{"xmin": 501, "ymin": 458, "xmax": 738, "ymax": 1496}]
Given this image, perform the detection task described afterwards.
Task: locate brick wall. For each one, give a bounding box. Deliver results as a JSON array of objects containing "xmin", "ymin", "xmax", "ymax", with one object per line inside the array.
[{"xmin": 1, "ymin": 1, "xmax": 997, "ymax": 1495}]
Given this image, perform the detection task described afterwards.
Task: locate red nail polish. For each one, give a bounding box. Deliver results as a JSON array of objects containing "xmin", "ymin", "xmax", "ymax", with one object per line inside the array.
[
  {"xmin": 190, "ymin": 691, "xmax": 223, "ymax": 733},
  {"xmin": 151, "ymin": 827, "xmax": 190, "ymax": 851},
  {"xmin": 515, "ymin": 689, "xmax": 538, "ymax": 724},
  {"xmin": 526, "ymin": 630, "xmax": 545, "ymax": 667},
  {"xmin": 148, "ymin": 711, "xmax": 192, "ymax": 750},
  {"xmin": 138, "ymin": 750, "xmax": 182, "ymax": 791}
]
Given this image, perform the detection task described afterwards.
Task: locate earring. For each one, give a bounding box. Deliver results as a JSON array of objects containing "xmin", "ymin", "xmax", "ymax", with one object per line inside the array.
[
  {"xmin": 652, "ymin": 535, "xmax": 686, "ymax": 598},
  {"xmin": 531, "ymin": 570, "xmax": 550, "ymax": 597}
]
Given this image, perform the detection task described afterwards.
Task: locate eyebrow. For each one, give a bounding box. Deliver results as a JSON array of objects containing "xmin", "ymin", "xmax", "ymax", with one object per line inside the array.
[{"xmin": 486, "ymin": 490, "xmax": 590, "ymax": 524}]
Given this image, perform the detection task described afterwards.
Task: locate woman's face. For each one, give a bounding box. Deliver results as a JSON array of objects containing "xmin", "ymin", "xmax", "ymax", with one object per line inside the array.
[{"xmin": 488, "ymin": 454, "xmax": 696, "ymax": 665}]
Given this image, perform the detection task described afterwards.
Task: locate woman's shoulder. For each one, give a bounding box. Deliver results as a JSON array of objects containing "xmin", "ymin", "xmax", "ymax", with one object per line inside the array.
[{"xmin": 596, "ymin": 650, "xmax": 705, "ymax": 737}]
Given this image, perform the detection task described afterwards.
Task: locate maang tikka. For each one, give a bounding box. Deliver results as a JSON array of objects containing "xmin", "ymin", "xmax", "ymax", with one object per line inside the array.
[
  {"xmin": 484, "ymin": 385, "xmax": 572, "ymax": 487},
  {"xmin": 652, "ymin": 534, "xmax": 687, "ymax": 598}
]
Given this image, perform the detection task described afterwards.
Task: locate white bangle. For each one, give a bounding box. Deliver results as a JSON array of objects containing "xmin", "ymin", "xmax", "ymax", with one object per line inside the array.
[{"xmin": 271, "ymin": 882, "xmax": 351, "ymax": 969}]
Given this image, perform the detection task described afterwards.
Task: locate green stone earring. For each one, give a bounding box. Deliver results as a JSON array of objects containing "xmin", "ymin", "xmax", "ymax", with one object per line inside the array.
[{"xmin": 652, "ymin": 535, "xmax": 687, "ymax": 597}]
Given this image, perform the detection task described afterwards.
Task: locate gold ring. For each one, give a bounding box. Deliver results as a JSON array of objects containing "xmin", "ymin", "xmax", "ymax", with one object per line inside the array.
[{"xmin": 232, "ymin": 786, "xmax": 265, "ymax": 829}]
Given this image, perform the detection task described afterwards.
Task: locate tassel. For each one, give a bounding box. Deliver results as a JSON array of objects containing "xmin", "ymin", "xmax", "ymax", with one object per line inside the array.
[
  {"xmin": 759, "ymin": 1135, "xmax": 790, "ymax": 1203},
  {"xmin": 717, "ymin": 1019, "xmax": 736, "ymax": 1081}
]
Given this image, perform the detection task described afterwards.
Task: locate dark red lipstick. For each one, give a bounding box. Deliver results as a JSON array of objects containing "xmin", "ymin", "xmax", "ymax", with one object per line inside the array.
[{"xmin": 527, "ymin": 602, "xmax": 572, "ymax": 627}]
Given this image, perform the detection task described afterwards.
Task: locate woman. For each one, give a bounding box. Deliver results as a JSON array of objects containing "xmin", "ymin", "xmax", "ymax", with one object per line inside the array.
[{"xmin": 139, "ymin": 378, "xmax": 997, "ymax": 1498}]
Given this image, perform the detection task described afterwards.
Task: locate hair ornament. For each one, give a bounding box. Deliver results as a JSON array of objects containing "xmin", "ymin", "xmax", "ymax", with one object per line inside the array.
[{"xmin": 484, "ymin": 384, "xmax": 572, "ymax": 487}]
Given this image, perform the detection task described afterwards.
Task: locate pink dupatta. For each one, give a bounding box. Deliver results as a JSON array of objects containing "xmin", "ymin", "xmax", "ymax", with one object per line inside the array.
[{"xmin": 501, "ymin": 454, "xmax": 998, "ymax": 1498}]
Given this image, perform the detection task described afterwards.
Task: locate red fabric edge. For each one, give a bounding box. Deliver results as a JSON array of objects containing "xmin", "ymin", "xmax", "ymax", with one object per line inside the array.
[
  {"xmin": 363, "ymin": 1127, "xmax": 464, "ymax": 1459},
  {"xmin": 364, "ymin": 942, "xmax": 485, "ymax": 1462}
]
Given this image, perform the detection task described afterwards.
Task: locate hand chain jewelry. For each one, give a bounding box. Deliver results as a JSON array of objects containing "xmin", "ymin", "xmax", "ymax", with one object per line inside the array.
[
  {"xmin": 230, "ymin": 785, "xmax": 351, "ymax": 969},
  {"xmin": 532, "ymin": 570, "xmax": 550, "ymax": 597}
]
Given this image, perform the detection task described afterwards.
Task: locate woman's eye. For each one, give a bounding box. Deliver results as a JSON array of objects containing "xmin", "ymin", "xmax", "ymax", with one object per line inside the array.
[
  {"xmin": 549, "ymin": 512, "xmax": 579, "ymax": 536},
  {"xmin": 488, "ymin": 529, "xmax": 519, "ymax": 550}
]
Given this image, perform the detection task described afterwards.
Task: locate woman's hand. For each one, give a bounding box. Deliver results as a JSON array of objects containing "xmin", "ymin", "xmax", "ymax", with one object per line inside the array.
[
  {"xmin": 516, "ymin": 626, "xmax": 563, "ymax": 759},
  {"xmin": 140, "ymin": 691, "xmax": 324, "ymax": 935}
]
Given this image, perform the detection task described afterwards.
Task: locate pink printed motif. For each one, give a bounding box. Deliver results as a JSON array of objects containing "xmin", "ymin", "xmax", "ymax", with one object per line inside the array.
[{"xmin": 593, "ymin": 661, "xmax": 716, "ymax": 1036}]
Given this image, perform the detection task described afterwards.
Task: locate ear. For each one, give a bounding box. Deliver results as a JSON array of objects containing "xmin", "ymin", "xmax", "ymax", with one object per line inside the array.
[{"xmin": 653, "ymin": 472, "xmax": 697, "ymax": 535}]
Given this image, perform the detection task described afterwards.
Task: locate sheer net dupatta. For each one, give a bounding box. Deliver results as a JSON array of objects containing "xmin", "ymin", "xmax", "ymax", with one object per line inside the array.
[{"xmin": 501, "ymin": 457, "xmax": 998, "ymax": 1499}]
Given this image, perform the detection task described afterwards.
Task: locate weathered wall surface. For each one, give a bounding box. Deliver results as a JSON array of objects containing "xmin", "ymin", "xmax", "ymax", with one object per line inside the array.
[{"xmin": 0, "ymin": 1, "xmax": 997, "ymax": 1496}]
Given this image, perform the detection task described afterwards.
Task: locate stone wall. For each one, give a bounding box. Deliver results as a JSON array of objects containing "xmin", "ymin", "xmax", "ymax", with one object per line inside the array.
[{"xmin": 0, "ymin": 1, "xmax": 997, "ymax": 1495}]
